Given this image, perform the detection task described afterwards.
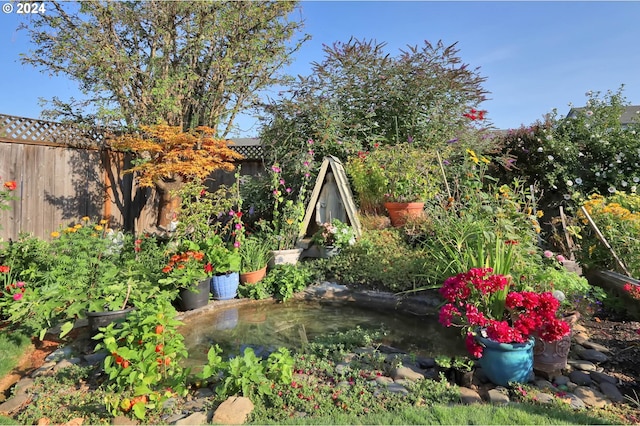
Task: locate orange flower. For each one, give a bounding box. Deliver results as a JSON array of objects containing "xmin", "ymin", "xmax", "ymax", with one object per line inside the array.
[
  {"xmin": 0, "ymin": 265, "xmax": 9, "ymax": 273},
  {"xmin": 192, "ymin": 252, "xmax": 204, "ymax": 261},
  {"xmin": 3, "ymin": 181, "xmax": 16, "ymax": 191}
]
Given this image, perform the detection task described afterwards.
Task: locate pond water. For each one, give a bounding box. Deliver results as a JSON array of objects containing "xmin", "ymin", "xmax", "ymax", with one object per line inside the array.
[{"xmin": 180, "ymin": 300, "xmax": 466, "ymax": 369}]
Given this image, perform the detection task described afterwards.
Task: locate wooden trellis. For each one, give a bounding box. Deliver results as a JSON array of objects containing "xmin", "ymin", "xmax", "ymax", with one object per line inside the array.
[{"xmin": 0, "ymin": 114, "xmax": 104, "ymax": 149}]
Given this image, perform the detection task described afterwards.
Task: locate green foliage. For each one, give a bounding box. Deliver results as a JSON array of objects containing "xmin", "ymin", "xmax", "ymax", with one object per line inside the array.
[
  {"xmin": 323, "ymin": 228, "xmax": 429, "ymax": 292},
  {"xmin": 95, "ymin": 299, "xmax": 189, "ymax": 420},
  {"xmin": 263, "ymin": 264, "xmax": 314, "ymax": 302},
  {"xmin": 493, "ymin": 86, "xmax": 640, "ymax": 220},
  {"xmin": 311, "ymin": 219, "xmax": 357, "ymax": 249},
  {"xmin": 260, "ymin": 38, "xmax": 488, "ymax": 170},
  {"xmin": 239, "ymin": 236, "xmax": 272, "ymax": 273},
  {"xmin": 23, "ymin": 1, "xmax": 308, "ymax": 133},
  {"xmin": 0, "ymin": 219, "xmax": 168, "ymax": 340}
]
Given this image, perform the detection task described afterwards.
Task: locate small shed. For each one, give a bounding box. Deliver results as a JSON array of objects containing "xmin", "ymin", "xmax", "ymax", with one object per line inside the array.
[{"xmin": 298, "ymin": 156, "xmax": 362, "ymax": 250}]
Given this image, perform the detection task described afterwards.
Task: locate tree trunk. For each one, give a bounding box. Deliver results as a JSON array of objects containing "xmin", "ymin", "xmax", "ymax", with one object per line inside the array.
[{"xmin": 155, "ymin": 176, "xmax": 184, "ymax": 230}]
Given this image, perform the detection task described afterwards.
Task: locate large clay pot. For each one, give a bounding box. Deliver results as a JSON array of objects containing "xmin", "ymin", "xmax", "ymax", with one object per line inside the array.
[
  {"xmin": 476, "ymin": 334, "xmax": 534, "ymax": 386},
  {"xmin": 178, "ymin": 278, "xmax": 210, "ymax": 311},
  {"xmin": 269, "ymin": 248, "xmax": 304, "ymax": 267},
  {"xmin": 240, "ymin": 266, "xmax": 268, "ymax": 285},
  {"xmin": 533, "ymin": 334, "xmax": 571, "ymax": 375},
  {"xmin": 384, "ymin": 202, "xmax": 425, "ymax": 227},
  {"xmin": 211, "ymin": 272, "xmax": 240, "ymax": 300}
]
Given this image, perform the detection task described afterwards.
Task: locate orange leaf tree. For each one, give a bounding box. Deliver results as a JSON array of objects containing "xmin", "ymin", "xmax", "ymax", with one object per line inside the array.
[{"xmin": 111, "ymin": 125, "xmax": 243, "ymax": 229}]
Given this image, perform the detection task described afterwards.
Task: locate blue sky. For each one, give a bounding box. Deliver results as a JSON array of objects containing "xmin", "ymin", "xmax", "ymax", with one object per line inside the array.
[{"xmin": 1, "ymin": 1, "xmax": 640, "ymax": 138}]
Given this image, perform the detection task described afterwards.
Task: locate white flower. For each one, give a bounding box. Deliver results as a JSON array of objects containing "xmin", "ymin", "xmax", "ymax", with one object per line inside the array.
[
  {"xmin": 548, "ymin": 155, "xmax": 554, "ymax": 161},
  {"xmin": 566, "ymin": 180, "xmax": 573, "ymax": 187},
  {"xmin": 575, "ymin": 178, "xmax": 583, "ymax": 185},
  {"xmin": 578, "ymin": 152, "xmax": 585, "ymax": 157},
  {"xmin": 537, "ymin": 147, "xmax": 544, "ymax": 153},
  {"xmin": 632, "ymin": 186, "xmax": 637, "ymax": 193},
  {"xmin": 586, "ymin": 110, "xmax": 594, "ymax": 116},
  {"xmin": 595, "ymin": 172, "xmax": 600, "ymax": 177},
  {"xmin": 608, "ymin": 186, "xmax": 616, "ymax": 193},
  {"xmin": 563, "ymin": 194, "xmax": 571, "ymax": 200},
  {"xmin": 622, "ymin": 181, "xmax": 628, "ymax": 187},
  {"xmin": 634, "ymin": 177, "xmax": 639, "ymax": 183}
]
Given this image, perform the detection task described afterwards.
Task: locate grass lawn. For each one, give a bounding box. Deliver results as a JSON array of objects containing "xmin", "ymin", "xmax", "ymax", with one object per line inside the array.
[{"xmin": 0, "ymin": 330, "xmax": 31, "ymax": 379}]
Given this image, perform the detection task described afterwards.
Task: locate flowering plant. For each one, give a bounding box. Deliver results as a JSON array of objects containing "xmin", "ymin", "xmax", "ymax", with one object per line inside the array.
[
  {"xmin": 265, "ymin": 147, "xmax": 314, "ymax": 251},
  {"xmin": 439, "ymin": 267, "xmax": 570, "ymax": 358},
  {"xmin": 159, "ymin": 250, "xmax": 208, "ymax": 289},
  {"xmin": 311, "ymin": 219, "xmax": 356, "ymax": 249}
]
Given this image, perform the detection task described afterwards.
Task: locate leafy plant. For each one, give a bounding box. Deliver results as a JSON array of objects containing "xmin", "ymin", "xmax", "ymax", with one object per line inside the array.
[
  {"xmin": 262, "ymin": 264, "xmax": 313, "ymax": 302},
  {"xmin": 95, "ymin": 299, "xmax": 189, "ymax": 420},
  {"xmin": 311, "ymin": 219, "xmax": 356, "ymax": 249},
  {"xmin": 239, "ymin": 235, "xmax": 271, "ymax": 273}
]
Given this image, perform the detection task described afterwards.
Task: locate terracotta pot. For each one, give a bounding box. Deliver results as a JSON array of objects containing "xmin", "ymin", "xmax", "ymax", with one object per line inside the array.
[
  {"xmin": 384, "ymin": 202, "xmax": 425, "ymax": 227},
  {"xmin": 240, "ymin": 265, "xmax": 268, "ymax": 284}
]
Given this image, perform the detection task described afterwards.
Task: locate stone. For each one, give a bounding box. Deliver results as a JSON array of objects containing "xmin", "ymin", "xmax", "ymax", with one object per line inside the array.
[
  {"xmin": 111, "ymin": 415, "xmax": 139, "ymax": 425},
  {"xmin": 573, "ymin": 333, "xmax": 589, "ymax": 345},
  {"xmin": 567, "ymin": 359, "xmax": 597, "ymax": 371},
  {"xmin": 577, "ymin": 349, "xmax": 609, "ymax": 363},
  {"xmin": 176, "ymin": 412, "xmax": 209, "ymax": 425},
  {"xmin": 590, "ymin": 371, "xmax": 618, "ymax": 384},
  {"xmin": 45, "ymin": 346, "xmax": 73, "ymax": 362},
  {"xmin": 54, "ymin": 359, "xmax": 79, "ymax": 372},
  {"xmin": 31, "ymin": 361, "xmax": 56, "ymax": 377},
  {"xmin": 533, "ymin": 392, "xmax": 556, "ymax": 404},
  {"xmin": 416, "ymin": 357, "xmax": 436, "ymax": 369},
  {"xmin": 533, "ymin": 379, "xmax": 555, "ymax": 391},
  {"xmin": 385, "ymin": 383, "xmax": 409, "ymax": 394},
  {"xmin": 0, "ymin": 393, "xmax": 29, "ymax": 416},
  {"xmin": 212, "ymin": 396, "xmax": 254, "ymax": 425},
  {"xmin": 375, "ymin": 376, "xmax": 393, "ymax": 386},
  {"xmin": 13, "ymin": 377, "xmax": 35, "ymax": 396},
  {"xmin": 458, "ymin": 387, "xmax": 482, "ymax": 404},
  {"xmin": 573, "ymin": 386, "xmax": 609, "ymax": 408},
  {"xmin": 392, "ymin": 366, "xmax": 424, "ymax": 381},
  {"xmin": 568, "ymin": 370, "xmax": 592, "ymax": 386},
  {"xmin": 195, "ymin": 387, "xmax": 215, "ymax": 398},
  {"xmin": 598, "ymin": 382, "xmax": 625, "ymax": 403},
  {"xmin": 572, "ymin": 324, "xmax": 588, "ymax": 334},
  {"xmin": 83, "ymin": 351, "xmax": 108, "ymax": 366},
  {"xmin": 553, "ymin": 375, "xmax": 570, "ymax": 386},
  {"xmin": 564, "ymin": 393, "xmax": 586, "ymax": 410},
  {"xmin": 487, "ymin": 388, "xmax": 509, "ymax": 405},
  {"xmin": 581, "ymin": 340, "xmax": 611, "ymax": 354}
]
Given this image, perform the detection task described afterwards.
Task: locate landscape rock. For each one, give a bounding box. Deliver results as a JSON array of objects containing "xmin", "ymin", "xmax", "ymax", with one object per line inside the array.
[
  {"xmin": 576, "ymin": 348, "xmax": 609, "ymax": 363},
  {"xmin": 573, "ymin": 386, "xmax": 609, "ymax": 408},
  {"xmin": 176, "ymin": 411, "xmax": 208, "ymax": 425},
  {"xmin": 392, "ymin": 366, "xmax": 424, "ymax": 381},
  {"xmin": 458, "ymin": 387, "xmax": 482, "ymax": 404},
  {"xmin": 598, "ymin": 381, "xmax": 625, "ymax": 403},
  {"xmin": 211, "ymin": 396, "xmax": 254, "ymax": 425},
  {"xmin": 567, "ymin": 359, "xmax": 597, "ymax": 371},
  {"xmin": 568, "ymin": 370, "xmax": 592, "ymax": 386},
  {"xmin": 589, "ymin": 371, "xmax": 618, "ymax": 384},
  {"xmin": 487, "ymin": 388, "xmax": 509, "ymax": 405}
]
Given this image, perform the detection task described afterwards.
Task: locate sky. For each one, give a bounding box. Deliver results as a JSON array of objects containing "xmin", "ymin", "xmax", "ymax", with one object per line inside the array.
[{"xmin": 1, "ymin": 1, "xmax": 640, "ymax": 138}]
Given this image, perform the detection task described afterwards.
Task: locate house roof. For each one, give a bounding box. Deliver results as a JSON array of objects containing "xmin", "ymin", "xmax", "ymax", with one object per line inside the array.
[{"xmin": 566, "ymin": 105, "xmax": 640, "ymax": 125}]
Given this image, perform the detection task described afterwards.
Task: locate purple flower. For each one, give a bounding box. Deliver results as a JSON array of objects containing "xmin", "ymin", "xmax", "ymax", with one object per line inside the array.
[
  {"xmin": 248, "ymin": 205, "xmax": 255, "ymax": 215},
  {"xmin": 443, "ymin": 160, "xmax": 450, "ymax": 165},
  {"xmin": 407, "ymin": 136, "xmax": 414, "ymax": 143},
  {"xmin": 447, "ymin": 138, "xmax": 459, "ymax": 144}
]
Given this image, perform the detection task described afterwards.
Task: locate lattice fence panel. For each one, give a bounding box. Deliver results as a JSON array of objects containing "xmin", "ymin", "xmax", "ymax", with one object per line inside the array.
[{"xmin": 0, "ymin": 114, "xmax": 104, "ymax": 148}]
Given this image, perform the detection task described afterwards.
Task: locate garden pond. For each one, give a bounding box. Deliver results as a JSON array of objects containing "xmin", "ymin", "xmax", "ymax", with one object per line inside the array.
[{"xmin": 179, "ymin": 298, "xmax": 467, "ymax": 371}]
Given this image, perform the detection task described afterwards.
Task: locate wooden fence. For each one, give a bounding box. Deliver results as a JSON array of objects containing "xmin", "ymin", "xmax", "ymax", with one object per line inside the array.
[{"xmin": 0, "ymin": 114, "xmax": 263, "ymax": 241}]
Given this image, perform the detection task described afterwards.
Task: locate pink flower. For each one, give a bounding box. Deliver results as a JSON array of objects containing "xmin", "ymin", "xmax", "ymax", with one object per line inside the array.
[
  {"xmin": 235, "ymin": 223, "xmax": 242, "ymax": 230},
  {"xmin": 543, "ymin": 250, "xmax": 553, "ymax": 258},
  {"xmin": 286, "ymin": 187, "xmax": 292, "ymax": 193},
  {"xmin": 13, "ymin": 293, "xmax": 23, "ymax": 301},
  {"xmin": 233, "ymin": 241, "xmax": 240, "ymax": 248},
  {"xmin": 279, "ymin": 179, "xmax": 285, "ymax": 185},
  {"xmin": 16, "ymin": 281, "xmax": 25, "ymax": 288},
  {"xmin": 465, "ymin": 333, "xmax": 483, "ymax": 358},
  {"xmin": 556, "ymin": 254, "xmax": 566, "ymax": 263}
]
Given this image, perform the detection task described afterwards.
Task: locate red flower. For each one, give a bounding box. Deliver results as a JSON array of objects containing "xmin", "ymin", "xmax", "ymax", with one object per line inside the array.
[
  {"xmin": 0, "ymin": 265, "xmax": 9, "ymax": 274},
  {"xmin": 3, "ymin": 181, "xmax": 16, "ymax": 191},
  {"xmin": 204, "ymin": 263, "xmax": 213, "ymax": 274}
]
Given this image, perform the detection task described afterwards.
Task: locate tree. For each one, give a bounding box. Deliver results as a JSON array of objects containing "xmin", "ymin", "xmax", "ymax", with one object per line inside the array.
[
  {"xmin": 258, "ymin": 38, "xmax": 489, "ymax": 164},
  {"xmin": 110, "ymin": 125, "xmax": 243, "ymax": 229},
  {"xmin": 21, "ymin": 0, "xmax": 308, "ymax": 136}
]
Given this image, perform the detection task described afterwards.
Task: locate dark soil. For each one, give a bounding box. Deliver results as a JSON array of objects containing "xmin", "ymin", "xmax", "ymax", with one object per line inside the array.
[{"xmin": 582, "ymin": 311, "xmax": 640, "ymax": 399}]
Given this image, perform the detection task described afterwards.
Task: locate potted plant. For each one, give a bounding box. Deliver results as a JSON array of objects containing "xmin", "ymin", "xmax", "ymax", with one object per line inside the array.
[
  {"xmin": 239, "ymin": 236, "xmax": 271, "ymax": 284},
  {"xmin": 159, "ymin": 248, "xmax": 211, "ymax": 311},
  {"xmin": 346, "ymin": 143, "xmax": 440, "ymax": 226},
  {"xmin": 311, "ymin": 219, "xmax": 356, "ymax": 258},
  {"xmin": 203, "ymin": 235, "xmax": 242, "ymax": 300},
  {"xmin": 438, "ymin": 267, "xmax": 571, "ymax": 386},
  {"xmin": 451, "ymin": 356, "xmax": 475, "ymax": 387}
]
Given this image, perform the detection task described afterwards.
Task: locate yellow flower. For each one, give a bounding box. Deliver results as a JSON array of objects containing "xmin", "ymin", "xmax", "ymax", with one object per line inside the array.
[
  {"xmin": 99, "ymin": 219, "xmax": 108, "ymax": 225},
  {"xmin": 91, "ymin": 233, "xmax": 98, "ymax": 237},
  {"xmin": 68, "ymin": 228, "xmax": 77, "ymax": 233},
  {"xmin": 81, "ymin": 216, "xmax": 90, "ymax": 222},
  {"xmin": 50, "ymin": 231, "xmax": 60, "ymax": 238},
  {"xmin": 94, "ymin": 225, "xmax": 103, "ymax": 231},
  {"xmin": 480, "ymin": 156, "xmax": 490, "ymax": 164},
  {"xmin": 74, "ymin": 224, "xmax": 82, "ymax": 229},
  {"xmin": 466, "ymin": 149, "xmax": 480, "ymax": 164},
  {"xmin": 286, "ymin": 218, "xmax": 294, "ymax": 225},
  {"xmin": 536, "ymin": 210, "xmax": 544, "ymax": 218}
]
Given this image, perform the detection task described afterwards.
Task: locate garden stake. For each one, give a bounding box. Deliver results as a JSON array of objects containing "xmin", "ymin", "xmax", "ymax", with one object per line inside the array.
[
  {"xmin": 436, "ymin": 151, "xmax": 451, "ymax": 199},
  {"xmin": 580, "ymin": 206, "xmax": 631, "ymax": 277}
]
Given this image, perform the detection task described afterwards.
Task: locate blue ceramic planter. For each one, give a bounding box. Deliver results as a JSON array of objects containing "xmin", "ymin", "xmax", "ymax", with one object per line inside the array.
[
  {"xmin": 211, "ymin": 272, "xmax": 240, "ymax": 300},
  {"xmin": 476, "ymin": 335, "xmax": 534, "ymax": 386}
]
